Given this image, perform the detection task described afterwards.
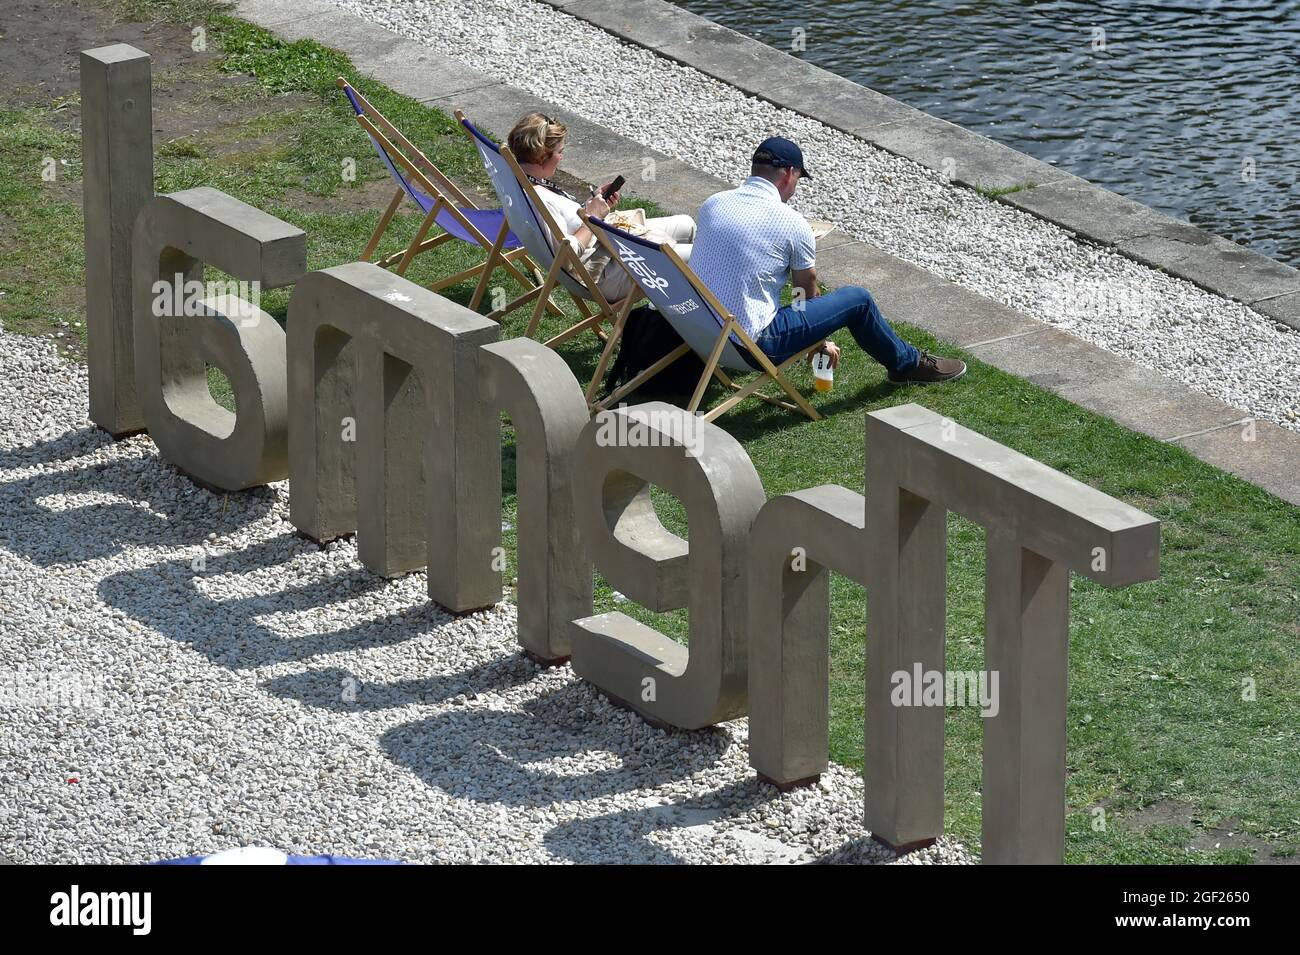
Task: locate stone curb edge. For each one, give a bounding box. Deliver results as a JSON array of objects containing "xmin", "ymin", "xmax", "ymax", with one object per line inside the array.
[
  {"xmin": 224, "ymin": 0, "xmax": 1299, "ymax": 507},
  {"xmin": 539, "ymin": 0, "xmax": 1300, "ymax": 332}
]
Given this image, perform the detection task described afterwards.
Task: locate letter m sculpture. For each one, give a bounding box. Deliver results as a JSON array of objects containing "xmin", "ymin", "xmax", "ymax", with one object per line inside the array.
[{"xmin": 288, "ymin": 262, "xmax": 501, "ymax": 612}]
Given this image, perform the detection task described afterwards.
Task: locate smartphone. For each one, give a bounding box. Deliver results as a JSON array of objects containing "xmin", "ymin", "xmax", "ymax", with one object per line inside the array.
[{"xmin": 602, "ymin": 175, "xmax": 625, "ymax": 201}]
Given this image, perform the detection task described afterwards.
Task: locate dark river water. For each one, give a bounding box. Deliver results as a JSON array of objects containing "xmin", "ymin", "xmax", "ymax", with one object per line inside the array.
[{"xmin": 674, "ymin": 0, "xmax": 1300, "ymax": 265}]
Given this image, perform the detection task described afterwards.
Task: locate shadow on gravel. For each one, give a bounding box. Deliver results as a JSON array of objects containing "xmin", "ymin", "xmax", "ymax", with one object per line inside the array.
[
  {"xmin": 813, "ymin": 836, "xmax": 896, "ymax": 864},
  {"xmin": 379, "ymin": 681, "xmax": 732, "ymax": 810},
  {"xmin": 261, "ymin": 658, "xmax": 537, "ymax": 712},
  {"xmin": 540, "ymin": 778, "xmax": 779, "ymax": 864},
  {"xmin": 0, "ymin": 426, "xmax": 115, "ymax": 465},
  {"xmin": 97, "ymin": 538, "xmax": 438, "ymax": 669},
  {"xmin": 0, "ymin": 437, "xmax": 276, "ymax": 566}
]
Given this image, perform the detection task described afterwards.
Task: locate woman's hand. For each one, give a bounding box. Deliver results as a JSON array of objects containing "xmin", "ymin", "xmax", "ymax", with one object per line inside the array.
[{"xmin": 583, "ymin": 193, "xmax": 611, "ymax": 219}]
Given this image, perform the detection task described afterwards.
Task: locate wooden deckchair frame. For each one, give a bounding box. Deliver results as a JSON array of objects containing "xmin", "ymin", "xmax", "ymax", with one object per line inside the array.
[
  {"xmin": 338, "ymin": 79, "xmax": 562, "ymax": 321},
  {"xmin": 455, "ymin": 109, "xmax": 638, "ymax": 349},
  {"xmin": 583, "ymin": 211, "xmax": 824, "ymax": 423}
]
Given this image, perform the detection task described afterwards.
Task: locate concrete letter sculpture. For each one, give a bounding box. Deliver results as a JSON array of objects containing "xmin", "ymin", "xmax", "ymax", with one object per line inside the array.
[
  {"xmin": 82, "ymin": 44, "xmax": 154, "ymax": 436},
  {"xmin": 570, "ymin": 403, "xmax": 765, "ymax": 729},
  {"xmin": 288, "ymin": 262, "xmax": 501, "ymax": 612},
  {"xmin": 78, "ymin": 43, "xmax": 1168, "ymax": 865},
  {"xmin": 864, "ymin": 403, "xmax": 1160, "ymax": 864},
  {"xmin": 747, "ymin": 484, "xmax": 867, "ymax": 787},
  {"xmin": 131, "ymin": 187, "xmax": 305, "ymax": 489},
  {"xmin": 479, "ymin": 339, "xmax": 593, "ymax": 663}
]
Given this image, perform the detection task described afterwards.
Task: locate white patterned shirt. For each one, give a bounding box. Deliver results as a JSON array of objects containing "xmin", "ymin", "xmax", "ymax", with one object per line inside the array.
[{"xmin": 688, "ymin": 176, "xmax": 817, "ymax": 339}]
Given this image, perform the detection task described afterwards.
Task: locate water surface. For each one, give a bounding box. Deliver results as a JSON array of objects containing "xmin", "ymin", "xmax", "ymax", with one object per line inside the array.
[{"xmin": 675, "ymin": 0, "xmax": 1300, "ymax": 264}]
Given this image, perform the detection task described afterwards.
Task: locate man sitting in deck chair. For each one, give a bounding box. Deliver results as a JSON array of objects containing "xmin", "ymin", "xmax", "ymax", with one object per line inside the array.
[
  {"xmin": 507, "ymin": 113, "xmax": 697, "ymax": 303},
  {"xmin": 690, "ymin": 137, "xmax": 967, "ymax": 385}
]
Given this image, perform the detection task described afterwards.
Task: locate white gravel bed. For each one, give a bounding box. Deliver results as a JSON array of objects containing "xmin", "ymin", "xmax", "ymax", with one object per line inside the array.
[
  {"xmin": 328, "ymin": 0, "xmax": 1299, "ymax": 434},
  {"xmin": 0, "ymin": 328, "xmax": 973, "ymax": 864}
]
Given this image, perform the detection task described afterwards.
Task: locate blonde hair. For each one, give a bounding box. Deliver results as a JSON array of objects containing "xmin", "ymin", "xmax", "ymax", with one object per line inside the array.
[{"xmin": 508, "ymin": 113, "xmax": 567, "ymax": 165}]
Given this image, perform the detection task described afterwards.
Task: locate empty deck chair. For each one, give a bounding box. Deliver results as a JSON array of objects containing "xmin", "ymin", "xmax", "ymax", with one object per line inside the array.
[
  {"xmin": 583, "ymin": 212, "xmax": 824, "ymax": 422},
  {"xmin": 338, "ymin": 79, "xmax": 560, "ymax": 319},
  {"xmin": 457, "ymin": 110, "xmax": 637, "ymax": 349}
]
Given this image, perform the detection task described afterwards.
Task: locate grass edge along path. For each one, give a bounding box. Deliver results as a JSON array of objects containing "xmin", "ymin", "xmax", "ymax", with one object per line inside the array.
[{"xmin": 1, "ymin": 0, "xmax": 1296, "ymax": 864}]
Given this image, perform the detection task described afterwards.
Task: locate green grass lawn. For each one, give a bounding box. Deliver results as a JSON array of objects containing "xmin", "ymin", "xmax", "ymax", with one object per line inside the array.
[{"xmin": 3, "ymin": 0, "xmax": 1297, "ymax": 864}]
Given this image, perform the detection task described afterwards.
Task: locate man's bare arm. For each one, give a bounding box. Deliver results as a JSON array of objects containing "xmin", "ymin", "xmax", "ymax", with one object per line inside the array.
[{"xmin": 792, "ymin": 266, "xmax": 819, "ymax": 305}]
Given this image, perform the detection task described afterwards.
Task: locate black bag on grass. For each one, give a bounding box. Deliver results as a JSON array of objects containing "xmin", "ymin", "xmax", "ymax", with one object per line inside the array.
[{"xmin": 604, "ymin": 305, "xmax": 707, "ymax": 404}]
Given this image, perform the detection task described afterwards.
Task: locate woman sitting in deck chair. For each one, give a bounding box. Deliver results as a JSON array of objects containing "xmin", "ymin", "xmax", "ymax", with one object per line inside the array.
[{"xmin": 507, "ymin": 113, "xmax": 697, "ymax": 303}]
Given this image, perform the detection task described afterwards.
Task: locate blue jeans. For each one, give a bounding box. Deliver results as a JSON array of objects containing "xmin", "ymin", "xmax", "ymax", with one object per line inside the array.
[{"xmin": 743, "ymin": 286, "xmax": 919, "ymax": 375}]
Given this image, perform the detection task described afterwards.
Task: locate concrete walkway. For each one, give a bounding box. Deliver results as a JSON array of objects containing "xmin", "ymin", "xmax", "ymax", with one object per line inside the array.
[{"xmin": 232, "ymin": 0, "xmax": 1299, "ymax": 506}]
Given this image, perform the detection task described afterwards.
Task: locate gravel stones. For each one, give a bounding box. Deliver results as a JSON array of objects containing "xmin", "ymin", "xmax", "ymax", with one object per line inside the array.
[{"xmin": 0, "ymin": 328, "xmax": 971, "ymax": 863}]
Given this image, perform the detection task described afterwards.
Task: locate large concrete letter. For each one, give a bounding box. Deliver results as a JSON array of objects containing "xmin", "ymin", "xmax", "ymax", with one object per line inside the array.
[
  {"xmin": 864, "ymin": 404, "xmax": 1160, "ymax": 863},
  {"xmin": 82, "ymin": 44, "xmax": 153, "ymax": 436},
  {"xmin": 570, "ymin": 403, "xmax": 765, "ymax": 729},
  {"xmin": 479, "ymin": 339, "xmax": 593, "ymax": 663},
  {"xmin": 747, "ymin": 484, "xmax": 866, "ymax": 787},
  {"xmin": 288, "ymin": 262, "xmax": 501, "ymax": 612},
  {"xmin": 132, "ymin": 187, "xmax": 305, "ymax": 489}
]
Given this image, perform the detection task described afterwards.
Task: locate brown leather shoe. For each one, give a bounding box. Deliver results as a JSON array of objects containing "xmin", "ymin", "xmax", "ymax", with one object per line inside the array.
[{"xmin": 888, "ymin": 349, "xmax": 967, "ymax": 384}]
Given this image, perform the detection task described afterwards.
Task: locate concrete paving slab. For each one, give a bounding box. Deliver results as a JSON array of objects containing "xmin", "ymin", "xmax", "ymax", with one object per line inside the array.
[
  {"xmin": 1175, "ymin": 420, "xmax": 1300, "ymax": 506},
  {"xmin": 1050, "ymin": 367, "xmax": 1248, "ymax": 444},
  {"xmin": 627, "ymin": 160, "xmax": 729, "ymax": 220},
  {"xmin": 558, "ymin": 0, "xmax": 698, "ymax": 50},
  {"xmin": 999, "ymin": 176, "xmax": 1181, "ymax": 246},
  {"xmin": 1117, "ymin": 231, "xmax": 1300, "ymax": 305},
  {"xmin": 862, "ymin": 117, "xmax": 1073, "ymax": 192},
  {"xmin": 551, "ymin": 119, "xmax": 669, "ymax": 186},
  {"xmin": 964, "ymin": 325, "xmax": 1153, "ymax": 394},
  {"xmin": 812, "ymin": 240, "xmax": 941, "ymax": 292},
  {"xmin": 813, "ymin": 242, "xmax": 1043, "ymax": 348},
  {"xmin": 764, "ymin": 69, "xmax": 931, "ymax": 135},
  {"xmin": 656, "ymin": 25, "xmax": 813, "ymax": 99},
  {"xmin": 815, "ymin": 230, "xmax": 858, "ymax": 253},
  {"xmin": 424, "ymin": 81, "xmax": 551, "ymax": 143},
  {"xmin": 569, "ymin": 0, "xmax": 816, "ymax": 102},
  {"xmin": 1252, "ymin": 291, "xmax": 1300, "ymax": 331}
]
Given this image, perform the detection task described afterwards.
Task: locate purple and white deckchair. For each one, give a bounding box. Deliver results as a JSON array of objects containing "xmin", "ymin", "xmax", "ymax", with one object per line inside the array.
[
  {"xmin": 584, "ymin": 213, "xmax": 823, "ymax": 422},
  {"xmin": 339, "ymin": 79, "xmax": 554, "ymax": 315}
]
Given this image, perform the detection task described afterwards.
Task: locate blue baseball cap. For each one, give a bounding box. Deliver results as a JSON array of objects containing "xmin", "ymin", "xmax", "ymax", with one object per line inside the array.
[{"xmin": 752, "ymin": 137, "xmax": 812, "ymax": 180}]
